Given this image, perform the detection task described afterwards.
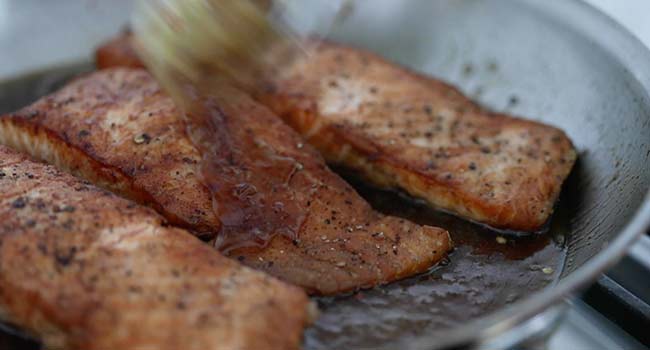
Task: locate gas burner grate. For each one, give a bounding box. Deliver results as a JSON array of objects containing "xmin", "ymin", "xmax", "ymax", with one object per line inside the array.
[{"xmin": 582, "ymin": 234, "xmax": 650, "ymax": 346}]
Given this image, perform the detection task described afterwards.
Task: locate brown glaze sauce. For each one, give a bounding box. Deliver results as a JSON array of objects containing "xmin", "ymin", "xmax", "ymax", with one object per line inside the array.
[
  {"xmin": 305, "ymin": 169, "xmax": 566, "ymax": 349},
  {"xmin": 182, "ymin": 90, "xmax": 310, "ymax": 253}
]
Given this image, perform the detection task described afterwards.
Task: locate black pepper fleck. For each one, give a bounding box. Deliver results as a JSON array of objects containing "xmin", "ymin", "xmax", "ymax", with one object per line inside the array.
[
  {"xmin": 11, "ymin": 198, "xmax": 26, "ymax": 209},
  {"xmin": 55, "ymin": 247, "xmax": 77, "ymax": 267}
]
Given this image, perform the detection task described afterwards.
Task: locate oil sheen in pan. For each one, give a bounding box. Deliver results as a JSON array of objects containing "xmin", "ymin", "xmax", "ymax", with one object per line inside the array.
[
  {"xmin": 0, "ymin": 64, "xmax": 567, "ymax": 350},
  {"xmin": 305, "ymin": 171, "xmax": 568, "ymax": 350}
]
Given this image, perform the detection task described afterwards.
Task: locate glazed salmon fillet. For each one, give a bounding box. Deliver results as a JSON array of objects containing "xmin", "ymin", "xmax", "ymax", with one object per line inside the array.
[
  {"xmin": 94, "ymin": 33, "xmax": 576, "ymax": 232},
  {"xmin": 0, "ymin": 68, "xmax": 451, "ymax": 295},
  {"xmin": 0, "ymin": 145, "xmax": 310, "ymax": 350},
  {"xmin": 257, "ymin": 42, "xmax": 577, "ymax": 232}
]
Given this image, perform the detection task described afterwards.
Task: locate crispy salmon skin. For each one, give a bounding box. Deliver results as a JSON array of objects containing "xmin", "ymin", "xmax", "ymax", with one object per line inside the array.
[
  {"xmin": 0, "ymin": 145, "xmax": 310, "ymax": 350},
  {"xmin": 0, "ymin": 68, "xmax": 451, "ymax": 295},
  {"xmin": 256, "ymin": 41, "xmax": 577, "ymax": 232}
]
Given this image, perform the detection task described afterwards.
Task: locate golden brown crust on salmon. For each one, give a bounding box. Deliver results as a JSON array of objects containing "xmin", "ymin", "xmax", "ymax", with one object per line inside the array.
[
  {"xmin": 255, "ymin": 40, "xmax": 577, "ymax": 232},
  {"xmin": 0, "ymin": 68, "xmax": 451, "ymax": 295},
  {"xmin": 0, "ymin": 70, "xmax": 218, "ymax": 239},
  {"xmin": 204, "ymin": 85, "xmax": 451, "ymax": 294},
  {"xmin": 0, "ymin": 145, "xmax": 310, "ymax": 350}
]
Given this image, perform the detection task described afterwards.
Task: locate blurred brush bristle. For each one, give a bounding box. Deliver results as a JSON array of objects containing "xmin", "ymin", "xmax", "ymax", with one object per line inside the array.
[{"xmin": 132, "ymin": 0, "xmax": 305, "ymax": 102}]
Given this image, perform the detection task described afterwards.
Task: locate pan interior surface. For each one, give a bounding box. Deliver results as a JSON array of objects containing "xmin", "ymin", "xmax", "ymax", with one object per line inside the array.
[{"xmin": 0, "ymin": 1, "xmax": 649, "ymax": 350}]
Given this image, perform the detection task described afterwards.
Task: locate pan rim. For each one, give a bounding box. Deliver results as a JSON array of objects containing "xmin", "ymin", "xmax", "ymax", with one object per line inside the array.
[{"xmin": 0, "ymin": 1, "xmax": 648, "ymax": 349}]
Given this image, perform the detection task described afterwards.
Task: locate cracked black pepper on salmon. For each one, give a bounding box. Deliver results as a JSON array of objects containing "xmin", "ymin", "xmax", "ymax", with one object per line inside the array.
[
  {"xmin": 0, "ymin": 68, "xmax": 451, "ymax": 295},
  {"xmin": 0, "ymin": 145, "xmax": 311, "ymax": 350},
  {"xmin": 255, "ymin": 41, "xmax": 577, "ymax": 232}
]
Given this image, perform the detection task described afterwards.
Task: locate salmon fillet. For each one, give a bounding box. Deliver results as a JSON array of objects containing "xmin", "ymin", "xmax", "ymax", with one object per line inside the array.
[
  {"xmin": 94, "ymin": 33, "xmax": 576, "ymax": 232},
  {"xmin": 0, "ymin": 68, "xmax": 451, "ymax": 295},
  {"xmin": 255, "ymin": 41, "xmax": 577, "ymax": 232},
  {"xmin": 0, "ymin": 145, "xmax": 310, "ymax": 350}
]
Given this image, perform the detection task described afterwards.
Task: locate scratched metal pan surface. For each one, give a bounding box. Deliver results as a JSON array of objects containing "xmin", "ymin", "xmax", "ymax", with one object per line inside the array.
[{"xmin": 0, "ymin": 0, "xmax": 649, "ymax": 349}]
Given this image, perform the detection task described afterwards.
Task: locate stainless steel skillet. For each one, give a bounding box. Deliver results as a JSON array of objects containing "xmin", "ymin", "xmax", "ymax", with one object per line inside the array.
[{"xmin": 0, "ymin": 1, "xmax": 649, "ymax": 349}]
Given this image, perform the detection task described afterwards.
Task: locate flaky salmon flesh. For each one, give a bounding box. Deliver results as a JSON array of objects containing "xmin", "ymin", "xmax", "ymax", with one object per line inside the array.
[
  {"xmin": 95, "ymin": 33, "xmax": 577, "ymax": 232},
  {"xmin": 0, "ymin": 68, "xmax": 451, "ymax": 295},
  {"xmin": 0, "ymin": 145, "xmax": 311, "ymax": 350}
]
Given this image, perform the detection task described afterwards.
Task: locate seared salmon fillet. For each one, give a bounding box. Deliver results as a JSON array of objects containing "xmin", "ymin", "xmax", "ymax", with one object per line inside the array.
[
  {"xmin": 94, "ymin": 33, "xmax": 576, "ymax": 232},
  {"xmin": 0, "ymin": 145, "xmax": 310, "ymax": 350},
  {"xmin": 255, "ymin": 41, "xmax": 577, "ymax": 232},
  {"xmin": 0, "ymin": 68, "xmax": 451, "ymax": 295}
]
